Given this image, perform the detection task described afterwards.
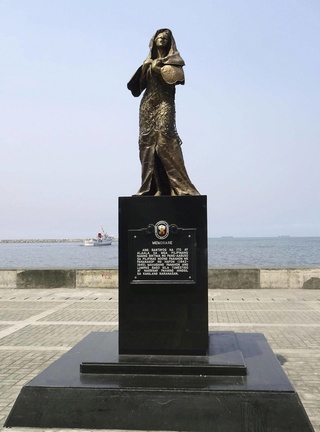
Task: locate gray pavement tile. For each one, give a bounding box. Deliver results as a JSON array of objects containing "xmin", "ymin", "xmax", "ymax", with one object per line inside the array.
[
  {"xmin": 209, "ymin": 309, "xmax": 320, "ymax": 324},
  {"xmin": 0, "ymin": 350, "xmax": 63, "ymax": 424},
  {"xmin": 0, "ymin": 301, "xmax": 64, "ymax": 309},
  {"xmin": 0, "ymin": 310, "xmax": 58, "ymax": 321},
  {"xmin": 39, "ymin": 309, "xmax": 118, "ymax": 322},
  {"xmin": 67, "ymin": 301, "xmax": 119, "ymax": 309},
  {"xmin": 209, "ymin": 301, "xmax": 316, "ymax": 310},
  {"xmin": 0, "ymin": 324, "xmax": 117, "ymax": 347},
  {"xmin": 0, "ymin": 288, "xmax": 319, "ymax": 432},
  {"xmin": 211, "ymin": 289, "xmax": 320, "ymax": 301}
]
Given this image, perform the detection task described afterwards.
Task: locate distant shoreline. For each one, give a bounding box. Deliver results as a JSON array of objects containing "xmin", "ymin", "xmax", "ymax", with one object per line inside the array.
[
  {"xmin": 0, "ymin": 238, "xmax": 118, "ymax": 243},
  {"xmin": 0, "ymin": 239, "xmax": 85, "ymax": 244}
]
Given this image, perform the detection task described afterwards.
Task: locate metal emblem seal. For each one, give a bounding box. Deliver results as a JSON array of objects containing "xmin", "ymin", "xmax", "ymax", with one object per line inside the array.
[{"xmin": 154, "ymin": 221, "xmax": 169, "ymax": 240}]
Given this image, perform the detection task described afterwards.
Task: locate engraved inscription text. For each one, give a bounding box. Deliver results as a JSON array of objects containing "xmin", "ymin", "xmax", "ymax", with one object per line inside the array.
[{"xmin": 136, "ymin": 247, "xmax": 189, "ymax": 277}]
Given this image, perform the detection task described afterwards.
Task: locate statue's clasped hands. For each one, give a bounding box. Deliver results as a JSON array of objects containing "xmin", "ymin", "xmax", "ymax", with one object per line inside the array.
[{"xmin": 151, "ymin": 58, "xmax": 163, "ymax": 73}]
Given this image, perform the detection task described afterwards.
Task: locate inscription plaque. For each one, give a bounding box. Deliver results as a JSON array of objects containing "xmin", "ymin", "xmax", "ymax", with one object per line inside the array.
[
  {"xmin": 119, "ymin": 195, "xmax": 208, "ymax": 355},
  {"xmin": 129, "ymin": 223, "xmax": 196, "ymax": 284}
]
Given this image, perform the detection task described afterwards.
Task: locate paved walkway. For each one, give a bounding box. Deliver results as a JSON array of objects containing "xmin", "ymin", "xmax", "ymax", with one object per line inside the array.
[{"xmin": 0, "ymin": 288, "xmax": 319, "ymax": 432}]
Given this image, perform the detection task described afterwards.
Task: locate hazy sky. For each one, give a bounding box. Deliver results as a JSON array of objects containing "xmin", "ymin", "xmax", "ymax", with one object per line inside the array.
[{"xmin": 1, "ymin": 0, "xmax": 319, "ymax": 239}]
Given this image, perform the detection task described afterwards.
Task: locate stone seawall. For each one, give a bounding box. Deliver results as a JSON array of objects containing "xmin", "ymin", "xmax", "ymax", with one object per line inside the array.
[{"xmin": 0, "ymin": 268, "xmax": 320, "ymax": 289}]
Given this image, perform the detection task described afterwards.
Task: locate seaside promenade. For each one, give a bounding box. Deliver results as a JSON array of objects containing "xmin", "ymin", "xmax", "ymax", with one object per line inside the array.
[{"xmin": 0, "ymin": 287, "xmax": 319, "ymax": 432}]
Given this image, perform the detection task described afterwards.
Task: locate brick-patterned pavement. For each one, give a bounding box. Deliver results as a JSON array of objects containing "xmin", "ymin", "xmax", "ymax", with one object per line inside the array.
[{"xmin": 0, "ymin": 288, "xmax": 319, "ymax": 432}]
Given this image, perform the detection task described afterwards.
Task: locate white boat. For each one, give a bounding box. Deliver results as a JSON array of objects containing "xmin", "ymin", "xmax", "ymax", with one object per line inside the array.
[{"xmin": 84, "ymin": 229, "xmax": 112, "ymax": 246}]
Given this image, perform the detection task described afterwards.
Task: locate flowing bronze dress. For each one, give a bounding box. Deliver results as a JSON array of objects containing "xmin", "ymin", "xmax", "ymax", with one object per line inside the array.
[{"xmin": 128, "ymin": 29, "xmax": 199, "ymax": 196}]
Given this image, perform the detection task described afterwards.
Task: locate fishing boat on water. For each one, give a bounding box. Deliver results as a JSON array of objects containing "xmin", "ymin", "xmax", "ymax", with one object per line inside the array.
[{"xmin": 84, "ymin": 229, "xmax": 112, "ymax": 246}]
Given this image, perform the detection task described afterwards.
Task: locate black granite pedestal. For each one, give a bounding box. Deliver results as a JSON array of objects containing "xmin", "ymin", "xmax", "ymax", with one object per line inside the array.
[
  {"xmin": 5, "ymin": 331, "xmax": 315, "ymax": 431},
  {"xmin": 119, "ymin": 196, "xmax": 208, "ymax": 355}
]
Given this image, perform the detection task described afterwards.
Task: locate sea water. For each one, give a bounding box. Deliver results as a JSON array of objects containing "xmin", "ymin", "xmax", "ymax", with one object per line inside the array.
[{"xmin": 0, "ymin": 237, "xmax": 319, "ymax": 269}]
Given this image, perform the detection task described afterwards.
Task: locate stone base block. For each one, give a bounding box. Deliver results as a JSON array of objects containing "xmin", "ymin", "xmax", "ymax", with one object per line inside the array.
[{"xmin": 5, "ymin": 331, "xmax": 315, "ymax": 432}]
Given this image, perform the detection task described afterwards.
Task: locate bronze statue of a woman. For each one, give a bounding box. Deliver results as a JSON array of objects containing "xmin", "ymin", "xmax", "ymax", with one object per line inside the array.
[{"xmin": 127, "ymin": 28, "xmax": 199, "ymax": 196}]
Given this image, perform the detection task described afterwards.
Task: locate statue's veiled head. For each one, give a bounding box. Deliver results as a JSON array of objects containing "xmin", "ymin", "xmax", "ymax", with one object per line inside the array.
[{"xmin": 150, "ymin": 29, "xmax": 174, "ymax": 59}]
